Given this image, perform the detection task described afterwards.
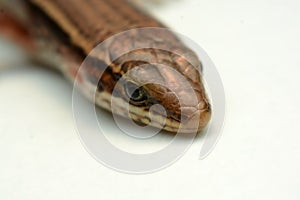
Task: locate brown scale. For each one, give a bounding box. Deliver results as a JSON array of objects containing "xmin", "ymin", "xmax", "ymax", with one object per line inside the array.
[{"xmin": 31, "ymin": 0, "xmax": 163, "ymax": 54}]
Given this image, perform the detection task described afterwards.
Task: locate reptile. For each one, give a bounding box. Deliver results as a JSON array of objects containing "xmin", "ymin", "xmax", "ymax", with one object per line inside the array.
[{"xmin": 0, "ymin": 0, "xmax": 211, "ymax": 133}]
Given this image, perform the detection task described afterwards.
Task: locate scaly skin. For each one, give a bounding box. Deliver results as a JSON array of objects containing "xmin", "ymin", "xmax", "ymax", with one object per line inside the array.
[{"xmin": 0, "ymin": 0, "xmax": 211, "ymax": 133}]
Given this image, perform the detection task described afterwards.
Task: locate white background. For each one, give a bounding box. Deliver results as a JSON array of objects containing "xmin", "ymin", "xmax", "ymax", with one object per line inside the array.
[{"xmin": 0, "ymin": 0, "xmax": 300, "ymax": 199}]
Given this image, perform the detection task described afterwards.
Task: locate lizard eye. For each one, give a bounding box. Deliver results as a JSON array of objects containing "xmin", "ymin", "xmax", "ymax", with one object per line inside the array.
[{"xmin": 124, "ymin": 81, "xmax": 147, "ymax": 102}]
